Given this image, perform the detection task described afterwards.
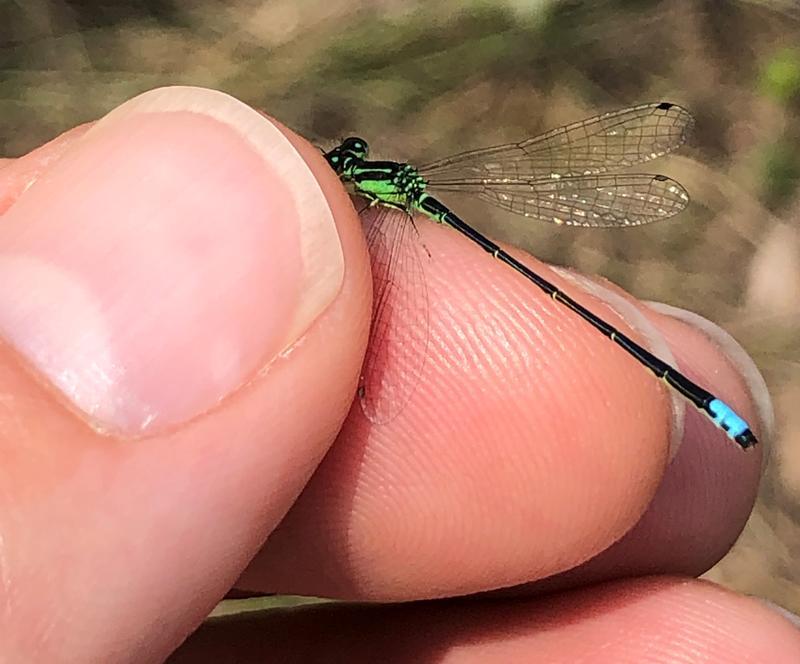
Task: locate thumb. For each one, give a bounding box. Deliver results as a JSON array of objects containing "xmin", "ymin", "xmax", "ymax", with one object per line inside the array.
[{"xmin": 0, "ymin": 86, "xmax": 369, "ymax": 661}]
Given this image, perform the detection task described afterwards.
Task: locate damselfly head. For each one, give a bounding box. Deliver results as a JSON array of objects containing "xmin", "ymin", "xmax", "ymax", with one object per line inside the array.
[
  {"xmin": 324, "ymin": 137, "xmax": 369, "ymax": 174},
  {"xmin": 339, "ymin": 137, "xmax": 369, "ymax": 160}
]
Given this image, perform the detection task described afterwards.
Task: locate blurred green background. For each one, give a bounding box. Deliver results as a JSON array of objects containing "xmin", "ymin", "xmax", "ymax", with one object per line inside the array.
[{"xmin": 3, "ymin": 0, "xmax": 800, "ymax": 613}]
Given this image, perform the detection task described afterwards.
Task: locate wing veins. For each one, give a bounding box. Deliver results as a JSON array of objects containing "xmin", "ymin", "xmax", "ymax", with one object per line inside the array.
[{"xmin": 419, "ymin": 102, "xmax": 694, "ymax": 181}]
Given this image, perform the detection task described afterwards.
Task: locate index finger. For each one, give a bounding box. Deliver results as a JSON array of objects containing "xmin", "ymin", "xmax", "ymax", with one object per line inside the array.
[{"xmin": 239, "ymin": 205, "xmax": 767, "ymax": 600}]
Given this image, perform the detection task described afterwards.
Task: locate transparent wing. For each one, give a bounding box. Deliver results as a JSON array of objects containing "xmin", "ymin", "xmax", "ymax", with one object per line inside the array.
[
  {"xmin": 430, "ymin": 173, "xmax": 689, "ymax": 227},
  {"xmin": 358, "ymin": 206, "xmax": 430, "ymax": 424},
  {"xmin": 420, "ymin": 102, "xmax": 694, "ymax": 181}
]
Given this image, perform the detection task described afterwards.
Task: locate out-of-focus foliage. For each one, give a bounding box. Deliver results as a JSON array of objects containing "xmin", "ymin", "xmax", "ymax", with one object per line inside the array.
[
  {"xmin": 761, "ymin": 141, "xmax": 800, "ymax": 209},
  {"xmin": 2, "ymin": 0, "xmax": 800, "ymax": 613},
  {"xmin": 761, "ymin": 47, "xmax": 800, "ymax": 103}
]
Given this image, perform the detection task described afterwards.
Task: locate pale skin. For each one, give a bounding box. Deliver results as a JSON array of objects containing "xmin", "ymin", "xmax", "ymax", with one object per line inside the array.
[{"xmin": 0, "ymin": 87, "xmax": 796, "ymax": 662}]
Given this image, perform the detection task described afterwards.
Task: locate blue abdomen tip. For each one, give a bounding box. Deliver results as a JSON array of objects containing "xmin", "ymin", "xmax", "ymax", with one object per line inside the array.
[{"xmin": 708, "ymin": 398, "xmax": 750, "ymax": 439}]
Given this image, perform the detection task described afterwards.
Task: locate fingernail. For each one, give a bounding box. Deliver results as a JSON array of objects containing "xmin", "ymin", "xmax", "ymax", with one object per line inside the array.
[
  {"xmin": 0, "ymin": 86, "xmax": 343, "ymax": 434},
  {"xmin": 645, "ymin": 302, "xmax": 774, "ymax": 443},
  {"xmin": 549, "ymin": 267, "xmax": 684, "ymax": 458},
  {"xmin": 759, "ymin": 599, "xmax": 800, "ymax": 629}
]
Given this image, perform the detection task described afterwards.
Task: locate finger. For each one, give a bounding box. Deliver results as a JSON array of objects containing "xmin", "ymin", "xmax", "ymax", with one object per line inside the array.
[
  {"xmin": 0, "ymin": 86, "xmax": 370, "ymax": 661},
  {"xmin": 171, "ymin": 577, "xmax": 800, "ymax": 662},
  {"xmin": 0, "ymin": 123, "xmax": 93, "ymax": 214},
  {"xmin": 528, "ymin": 298, "xmax": 767, "ymax": 593},
  {"xmin": 240, "ymin": 212, "xmax": 768, "ymax": 599}
]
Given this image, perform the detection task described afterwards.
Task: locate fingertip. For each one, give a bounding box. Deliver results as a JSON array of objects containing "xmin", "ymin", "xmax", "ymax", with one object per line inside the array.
[
  {"xmin": 547, "ymin": 269, "xmax": 770, "ymax": 454},
  {"xmin": 246, "ymin": 225, "xmax": 675, "ymax": 600},
  {"xmin": 550, "ymin": 267, "xmax": 686, "ymax": 458},
  {"xmin": 523, "ymin": 302, "xmax": 767, "ymax": 592},
  {"xmin": 0, "ymin": 87, "xmax": 373, "ymax": 660},
  {"xmin": 171, "ymin": 577, "xmax": 800, "ymax": 663},
  {"xmin": 0, "ymin": 86, "xmax": 361, "ymax": 435},
  {"xmin": 646, "ymin": 301, "xmax": 773, "ymax": 448},
  {"xmin": 0, "ymin": 123, "xmax": 94, "ymax": 214}
]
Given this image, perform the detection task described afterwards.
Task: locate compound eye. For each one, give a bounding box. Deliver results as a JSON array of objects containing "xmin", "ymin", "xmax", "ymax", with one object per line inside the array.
[{"xmin": 342, "ymin": 136, "xmax": 369, "ymax": 158}]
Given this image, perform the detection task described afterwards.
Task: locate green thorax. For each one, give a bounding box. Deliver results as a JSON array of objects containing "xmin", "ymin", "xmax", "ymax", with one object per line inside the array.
[
  {"xmin": 347, "ymin": 160, "xmax": 429, "ymax": 210},
  {"xmin": 323, "ymin": 137, "xmax": 434, "ymax": 213}
]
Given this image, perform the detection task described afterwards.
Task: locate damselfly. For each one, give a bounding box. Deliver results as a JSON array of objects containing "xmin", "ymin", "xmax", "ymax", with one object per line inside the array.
[{"xmin": 324, "ymin": 102, "xmax": 757, "ymax": 449}]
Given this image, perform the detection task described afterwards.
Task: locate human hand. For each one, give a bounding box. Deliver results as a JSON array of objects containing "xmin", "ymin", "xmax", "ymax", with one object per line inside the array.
[{"xmin": 0, "ymin": 86, "xmax": 794, "ymax": 662}]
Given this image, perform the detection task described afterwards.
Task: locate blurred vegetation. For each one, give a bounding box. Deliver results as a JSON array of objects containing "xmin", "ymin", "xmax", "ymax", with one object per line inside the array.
[
  {"xmin": 761, "ymin": 47, "xmax": 800, "ymax": 103},
  {"xmin": 3, "ymin": 0, "xmax": 800, "ymax": 613}
]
